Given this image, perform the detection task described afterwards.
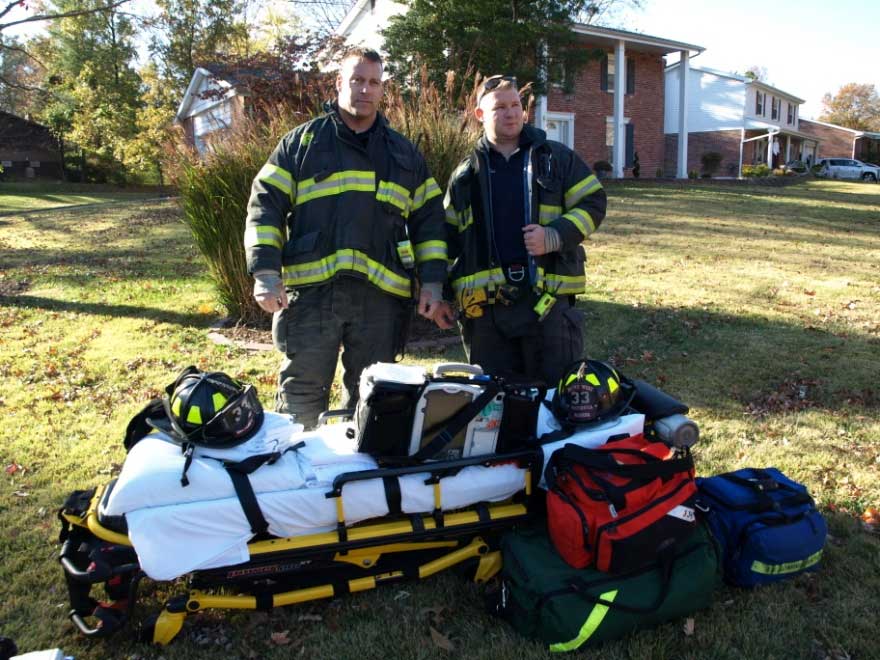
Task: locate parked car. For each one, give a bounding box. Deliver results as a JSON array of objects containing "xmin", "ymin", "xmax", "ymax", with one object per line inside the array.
[{"xmin": 816, "ymin": 158, "xmax": 880, "ymax": 182}]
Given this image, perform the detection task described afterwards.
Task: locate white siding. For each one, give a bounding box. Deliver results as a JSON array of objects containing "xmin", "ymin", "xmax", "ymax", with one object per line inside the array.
[
  {"xmin": 336, "ymin": 0, "xmax": 405, "ymax": 53},
  {"xmin": 664, "ymin": 67, "xmax": 745, "ymax": 134}
]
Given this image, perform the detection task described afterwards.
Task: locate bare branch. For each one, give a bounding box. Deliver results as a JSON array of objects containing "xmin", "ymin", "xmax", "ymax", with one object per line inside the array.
[
  {"xmin": 0, "ymin": 42, "xmax": 46, "ymax": 69},
  {"xmin": 0, "ymin": 72, "xmax": 45, "ymax": 93},
  {"xmin": 0, "ymin": 0, "xmax": 133, "ymax": 31}
]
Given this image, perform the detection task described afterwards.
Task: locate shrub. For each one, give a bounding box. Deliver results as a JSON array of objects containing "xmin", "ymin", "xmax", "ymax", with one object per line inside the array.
[
  {"xmin": 700, "ymin": 151, "xmax": 723, "ymax": 176},
  {"xmin": 383, "ymin": 68, "xmax": 481, "ymax": 192},
  {"xmin": 655, "ymin": 167, "xmax": 663, "ymax": 178},
  {"xmin": 688, "ymin": 170, "xmax": 699, "ymax": 179},
  {"xmin": 742, "ymin": 164, "xmax": 771, "ymax": 177},
  {"xmin": 632, "ymin": 151, "xmax": 640, "ymax": 178},
  {"xmin": 593, "ymin": 160, "xmax": 612, "ymax": 175}
]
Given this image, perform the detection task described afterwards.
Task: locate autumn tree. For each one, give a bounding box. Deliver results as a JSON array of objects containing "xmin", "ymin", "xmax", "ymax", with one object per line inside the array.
[{"xmin": 819, "ymin": 83, "xmax": 880, "ymax": 132}]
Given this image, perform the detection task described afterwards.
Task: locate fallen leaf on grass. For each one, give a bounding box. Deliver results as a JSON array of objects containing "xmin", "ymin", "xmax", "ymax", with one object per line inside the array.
[
  {"xmin": 270, "ymin": 630, "xmax": 292, "ymax": 646},
  {"xmin": 5, "ymin": 463, "xmax": 23, "ymax": 475},
  {"xmin": 14, "ymin": 491, "xmax": 29, "ymax": 497},
  {"xmin": 430, "ymin": 626, "xmax": 454, "ymax": 652},
  {"xmin": 682, "ymin": 618, "xmax": 695, "ymax": 636}
]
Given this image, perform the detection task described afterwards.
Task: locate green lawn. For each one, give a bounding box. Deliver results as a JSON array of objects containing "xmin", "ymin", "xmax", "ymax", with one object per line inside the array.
[
  {"xmin": 0, "ymin": 181, "xmax": 163, "ymax": 214},
  {"xmin": 0, "ymin": 180, "xmax": 878, "ymax": 659}
]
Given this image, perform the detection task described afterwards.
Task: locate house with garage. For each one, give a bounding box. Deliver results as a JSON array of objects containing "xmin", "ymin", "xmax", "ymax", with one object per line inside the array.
[
  {"xmin": 336, "ymin": 0, "xmax": 704, "ymax": 179},
  {"xmin": 798, "ymin": 119, "xmax": 880, "ymax": 163},
  {"xmin": 0, "ymin": 111, "xmax": 63, "ymax": 179},
  {"xmin": 663, "ymin": 64, "xmax": 819, "ymax": 177}
]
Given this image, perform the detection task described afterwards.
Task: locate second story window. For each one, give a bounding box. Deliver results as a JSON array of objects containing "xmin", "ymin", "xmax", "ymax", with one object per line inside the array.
[
  {"xmin": 771, "ymin": 97, "xmax": 780, "ymax": 120},
  {"xmin": 601, "ymin": 55, "xmax": 636, "ymax": 94},
  {"xmin": 755, "ymin": 91, "xmax": 764, "ymax": 116},
  {"xmin": 787, "ymin": 103, "xmax": 794, "ymax": 124}
]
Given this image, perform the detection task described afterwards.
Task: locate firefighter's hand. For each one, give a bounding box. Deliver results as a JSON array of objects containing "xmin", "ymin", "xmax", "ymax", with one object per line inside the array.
[
  {"xmin": 523, "ymin": 224, "xmax": 561, "ymax": 256},
  {"xmin": 418, "ymin": 282, "xmax": 444, "ymax": 320},
  {"xmin": 253, "ymin": 271, "xmax": 288, "ymax": 313},
  {"xmin": 432, "ymin": 301, "xmax": 458, "ymax": 329},
  {"xmin": 523, "ymin": 224, "xmax": 547, "ymax": 256}
]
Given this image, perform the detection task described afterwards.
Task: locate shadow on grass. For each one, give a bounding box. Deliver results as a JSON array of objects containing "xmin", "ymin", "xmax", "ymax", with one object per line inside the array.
[
  {"xmin": 0, "ymin": 247, "xmax": 199, "ymax": 277},
  {"xmin": 408, "ymin": 299, "xmax": 879, "ymax": 418},
  {"xmin": 0, "ymin": 293, "xmax": 211, "ymax": 327}
]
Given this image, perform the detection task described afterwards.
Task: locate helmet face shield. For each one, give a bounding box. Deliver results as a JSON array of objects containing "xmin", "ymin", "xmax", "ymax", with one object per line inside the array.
[{"xmin": 154, "ymin": 367, "xmax": 264, "ymax": 447}]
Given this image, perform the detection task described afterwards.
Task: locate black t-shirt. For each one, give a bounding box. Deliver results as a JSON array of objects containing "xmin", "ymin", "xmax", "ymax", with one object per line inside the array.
[{"xmin": 488, "ymin": 146, "xmax": 528, "ymax": 266}]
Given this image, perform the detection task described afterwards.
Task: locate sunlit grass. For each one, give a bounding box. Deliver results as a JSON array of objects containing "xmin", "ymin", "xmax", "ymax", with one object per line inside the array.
[{"xmin": 0, "ymin": 180, "xmax": 877, "ymax": 659}]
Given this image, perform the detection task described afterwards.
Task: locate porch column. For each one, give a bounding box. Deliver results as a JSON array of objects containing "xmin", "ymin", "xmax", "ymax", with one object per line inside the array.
[
  {"xmin": 535, "ymin": 94, "xmax": 547, "ymax": 132},
  {"xmin": 786, "ymin": 135, "xmax": 791, "ymax": 163},
  {"xmin": 612, "ymin": 39, "xmax": 626, "ymax": 178},
  {"xmin": 676, "ymin": 50, "xmax": 690, "ymax": 179},
  {"xmin": 766, "ymin": 133, "xmax": 774, "ymax": 166}
]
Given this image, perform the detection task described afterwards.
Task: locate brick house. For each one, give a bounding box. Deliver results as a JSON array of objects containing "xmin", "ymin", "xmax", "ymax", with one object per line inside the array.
[
  {"xmin": 336, "ymin": 0, "xmax": 704, "ymax": 178},
  {"xmin": 798, "ymin": 119, "xmax": 880, "ymax": 163},
  {"xmin": 0, "ymin": 111, "xmax": 63, "ymax": 179},
  {"xmin": 663, "ymin": 65, "xmax": 820, "ymax": 177}
]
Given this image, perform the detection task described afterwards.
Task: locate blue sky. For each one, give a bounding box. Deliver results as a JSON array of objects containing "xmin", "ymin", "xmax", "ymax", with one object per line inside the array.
[{"xmin": 620, "ymin": 0, "xmax": 880, "ymax": 119}]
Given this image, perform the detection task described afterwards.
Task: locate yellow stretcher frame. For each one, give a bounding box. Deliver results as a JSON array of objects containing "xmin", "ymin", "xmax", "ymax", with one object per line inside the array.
[{"xmin": 61, "ymin": 452, "xmax": 537, "ymax": 645}]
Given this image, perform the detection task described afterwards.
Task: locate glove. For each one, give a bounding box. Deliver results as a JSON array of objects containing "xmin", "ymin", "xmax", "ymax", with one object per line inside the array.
[
  {"xmin": 418, "ymin": 281, "xmax": 444, "ymax": 319},
  {"xmin": 253, "ymin": 270, "xmax": 288, "ymax": 313}
]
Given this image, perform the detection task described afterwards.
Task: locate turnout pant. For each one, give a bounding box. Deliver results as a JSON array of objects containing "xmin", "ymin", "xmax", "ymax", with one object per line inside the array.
[
  {"xmin": 459, "ymin": 291, "xmax": 584, "ymax": 387},
  {"xmin": 272, "ymin": 277, "xmax": 408, "ymax": 428}
]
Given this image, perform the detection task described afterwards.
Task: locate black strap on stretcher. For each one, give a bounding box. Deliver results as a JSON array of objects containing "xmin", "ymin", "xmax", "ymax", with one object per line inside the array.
[{"xmin": 208, "ymin": 442, "xmax": 304, "ymax": 536}]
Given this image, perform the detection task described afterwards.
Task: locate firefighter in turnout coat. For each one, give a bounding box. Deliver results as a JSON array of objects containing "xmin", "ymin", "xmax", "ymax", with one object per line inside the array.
[
  {"xmin": 244, "ymin": 49, "xmax": 447, "ymax": 428},
  {"xmin": 432, "ymin": 75, "xmax": 607, "ymax": 386}
]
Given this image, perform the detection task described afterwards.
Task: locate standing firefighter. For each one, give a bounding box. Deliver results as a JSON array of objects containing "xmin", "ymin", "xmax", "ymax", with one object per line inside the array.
[
  {"xmin": 433, "ymin": 75, "xmax": 607, "ymax": 385},
  {"xmin": 245, "ymin": 49, "xmax": 447, "ymax": 428}
]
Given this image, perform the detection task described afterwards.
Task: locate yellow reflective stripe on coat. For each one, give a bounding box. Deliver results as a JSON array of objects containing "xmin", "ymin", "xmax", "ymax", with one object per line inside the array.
[
  {"xmin": 562, "ymin": 207, "xmax": 596, "ymax": 237},
  {"xmin": 539, "ymin": 204, "xmax": 562, "ymax": 225},
  {"xmin": 376, "ymin": 180, "xmax": 412, "ymax": 215},
  {"xmin": 414, "ymin": 240, "xmax": 448, "ymax": 264},
  {"xmin": 450, "ymin": 267, "xmax": 506, "ymax": 294},
  {"xmin": 549, "ymin": 589, "xmax": 617, "ymax": 652},
  {"xmin": 257, "ymin": 163, "xmax": 294, "ymax": 198},
  {"xmin": 536, "ymin": 269, "xmax": 585, "ymax": 295},
  {"xmin": 444, "ymin": 206, "xmax": 459, "ymax": 227},
  {"xmin": 282, "ymin": 249, "xmax": 411, "ymax": 298},
  {"xmin": 751, "ymin": 550, "xmax": 822, "ymax": 575},
  {"xmin": 244, "ymin": 225, "xmax": 284, "ymax": 250},
  {"xmin": 411, "ymin": 177, "xmax": 442, "ymax": 212},
  {"xmin": 295, "ymin": 170, "xmax": 375, "ymax": 206},
  {"xmin": 452, "ymin": 206, "xmax": 474, "ymax": 232},
  {"xmin": 564, "ymin": 173, "xmax": 602, "ymax": 208}
]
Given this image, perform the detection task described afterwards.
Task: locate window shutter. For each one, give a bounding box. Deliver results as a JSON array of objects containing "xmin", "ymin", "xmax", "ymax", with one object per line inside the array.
[
  {"xmin": 626, "ymin": 58, "xmax": 635, "ymax": 95},
  {"xmin": 600, "ymin": 56, "xmax": 608, "ymax": 91},
  {"xmin": 625, "ymin": 124, "xmax": 635, "ymax": 168}
]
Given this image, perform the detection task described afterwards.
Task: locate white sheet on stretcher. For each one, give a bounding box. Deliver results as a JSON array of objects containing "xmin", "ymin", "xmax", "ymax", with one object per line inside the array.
[{"xmin": 106, "ymin": 409, "xmax": 644, "ymax": 581}]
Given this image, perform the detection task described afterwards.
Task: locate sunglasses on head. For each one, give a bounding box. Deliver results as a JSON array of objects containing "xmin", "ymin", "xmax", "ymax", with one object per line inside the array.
[{"xmin": 478, "ymin": 75, "xmax": 517, "ymax": 103}]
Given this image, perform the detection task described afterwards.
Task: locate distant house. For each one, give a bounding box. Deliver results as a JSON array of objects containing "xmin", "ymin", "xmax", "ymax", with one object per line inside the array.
[
  {"xmin": 663, "ymin": 65, "xmax": 819, "ymax": 177},
  {"xmin": 336, "ymin": 0, "xmax": 704, "ymax": 178},
  {"xmin": 798, "ymin": 119, "xmax": 880, "ymax": 163},
  {"xmin": 175, "ymin": 66, "xmax": 248, "ymax": 153},
  {"xmin": 0, "ymin": 111, "xmax": 63, "ymax": 179}
]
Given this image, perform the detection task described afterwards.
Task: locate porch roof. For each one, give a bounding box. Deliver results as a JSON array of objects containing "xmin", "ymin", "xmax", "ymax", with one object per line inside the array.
[
  {"xmin": 571, "ymin": 24, "xmax": 704, "ymax": 56},
  {"xmin": 744, "ymin": 121, "xmax": 819, "ymax": 142}
]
